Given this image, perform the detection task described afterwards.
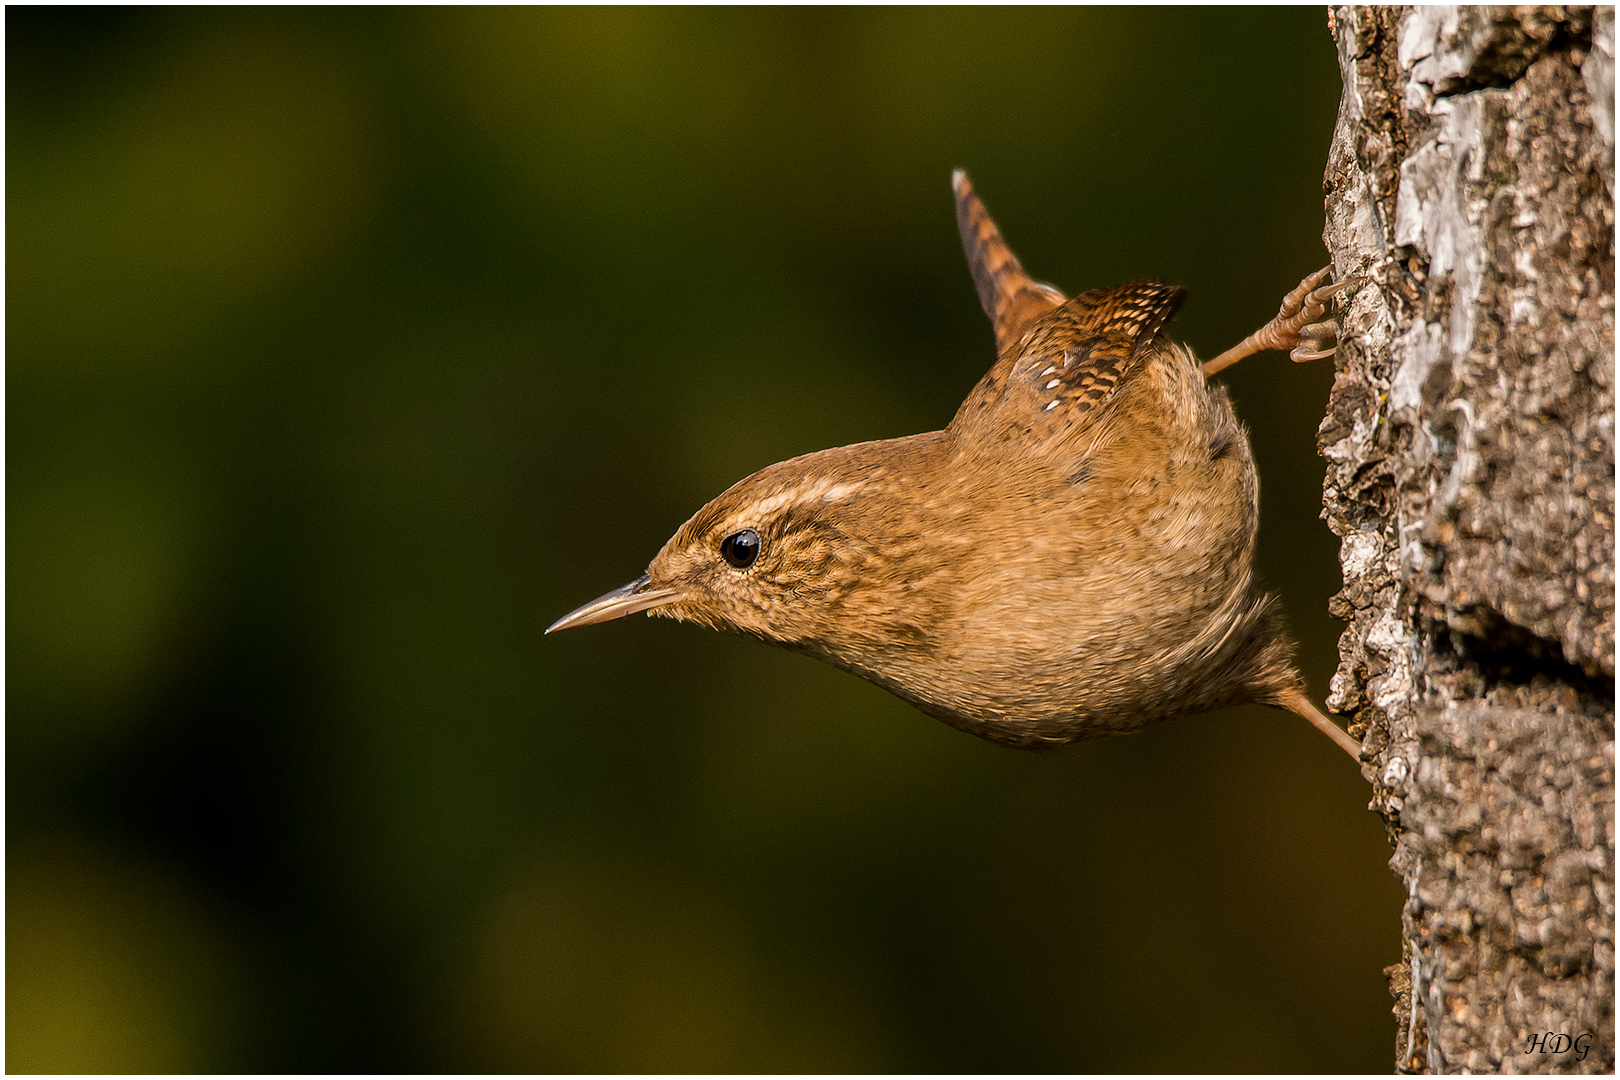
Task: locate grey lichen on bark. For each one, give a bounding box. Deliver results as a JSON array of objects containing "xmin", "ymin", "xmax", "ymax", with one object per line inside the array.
[{"xmin": 1322, "ymin": 5, "xmax": 1614, "ymax": 1073}]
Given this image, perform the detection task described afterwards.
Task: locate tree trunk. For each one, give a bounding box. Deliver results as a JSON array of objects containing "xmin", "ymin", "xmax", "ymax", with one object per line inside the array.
[{"xmin": 1321, "ymin": 5, "xmax": 1614, "ymax": 1073}]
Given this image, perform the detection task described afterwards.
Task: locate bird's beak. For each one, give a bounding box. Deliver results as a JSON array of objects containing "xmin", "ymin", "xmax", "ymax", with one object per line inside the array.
[{"xmin": 546, "ymin": 574, "xmax": 683, "ymax": 634}]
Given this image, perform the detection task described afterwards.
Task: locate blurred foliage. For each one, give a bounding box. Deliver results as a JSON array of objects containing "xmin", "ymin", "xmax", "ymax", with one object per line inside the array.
[{"xmin": 8, "ymin": 7, "xmax": 1402, "ymax": 1072}]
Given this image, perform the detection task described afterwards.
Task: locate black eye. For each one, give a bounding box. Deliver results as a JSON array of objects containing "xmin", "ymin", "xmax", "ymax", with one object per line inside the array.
[{"xmin": 720, "ymin": 528, "xmax": 761, "ymax": 569}]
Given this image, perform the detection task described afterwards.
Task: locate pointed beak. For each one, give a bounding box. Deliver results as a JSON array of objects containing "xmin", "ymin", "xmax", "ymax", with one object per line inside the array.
[{"xmin": 546, "ymin": 574, "xmax": 683, "ymax": 634}]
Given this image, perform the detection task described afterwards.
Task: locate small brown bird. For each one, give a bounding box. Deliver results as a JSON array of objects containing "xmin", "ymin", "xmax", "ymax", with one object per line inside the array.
[{"xmin": 550, "ymin": 172, "xmax": 1361, "ymax": 759}]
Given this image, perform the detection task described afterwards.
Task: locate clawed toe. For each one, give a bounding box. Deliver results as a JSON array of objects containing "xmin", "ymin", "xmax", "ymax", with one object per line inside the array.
[
  {"xmin": 1279, "ymin": 274, "xmax": 1354, "ymax": 331},
  {"xmin": 1279, "ymin": 266, "xmax": 1333, "ymax": 314},
  {"xmin": 1314, "ymin": 276, "xmax": 1362, "ymax": 300},
  {"xmin": 1305, "ymin": 276, "xmax": 1361, "ymax": 314},
  {"xmin": 1289, "ymin": 318, "xmax": 1339, "ymax": 362},
  {"xmin": 1283, "ymin": 321, "xmax": 1340, "ymax": 363}
]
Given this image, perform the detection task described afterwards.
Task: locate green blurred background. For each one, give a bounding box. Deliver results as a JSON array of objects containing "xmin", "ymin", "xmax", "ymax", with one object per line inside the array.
[{"xmin": 8, "ymin": 7, "xmax": 1402, "ymax": 1072}]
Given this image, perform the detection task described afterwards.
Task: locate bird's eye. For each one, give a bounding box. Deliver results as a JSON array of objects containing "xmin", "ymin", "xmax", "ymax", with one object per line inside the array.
[{"xmin": 720, "ymin": 529, "xmax": 761, "ymax": 569}]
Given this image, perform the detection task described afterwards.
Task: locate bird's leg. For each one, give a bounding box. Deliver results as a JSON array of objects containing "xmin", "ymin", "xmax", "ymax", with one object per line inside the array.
[
  {"xmin": 1200, "ymin": 267, "xmax": 1360, "ymax": 378},
  {"xmin": 1278, "ymin": 686, "xmax": 1363, "ymax": 760}
]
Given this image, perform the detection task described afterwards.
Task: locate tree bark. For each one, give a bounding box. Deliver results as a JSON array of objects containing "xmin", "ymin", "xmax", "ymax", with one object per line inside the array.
[{"xmin": 1321, "ymin": 5, "xmax": 1614, "ymax": 1073}]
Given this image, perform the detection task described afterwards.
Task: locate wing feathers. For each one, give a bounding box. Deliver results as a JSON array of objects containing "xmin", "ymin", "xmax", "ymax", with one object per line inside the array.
[{"xmin": 1009, "ymin": 278, "xmax": 1185, "ymax": 421}]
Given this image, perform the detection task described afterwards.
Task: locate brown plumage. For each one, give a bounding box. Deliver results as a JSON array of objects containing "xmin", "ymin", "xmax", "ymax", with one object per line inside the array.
[{"xmin": 550, "ymin": 172, "xmax": 1361, "ymax": 758}]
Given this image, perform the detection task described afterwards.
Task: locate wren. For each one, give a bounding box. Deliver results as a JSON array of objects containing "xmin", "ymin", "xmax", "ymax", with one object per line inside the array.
[{"xmin": 550, "ymin": 172, "xmax": 1362, "ymax": 759}]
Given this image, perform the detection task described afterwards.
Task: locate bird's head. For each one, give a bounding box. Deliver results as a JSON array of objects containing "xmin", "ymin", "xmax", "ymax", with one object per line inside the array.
[{"xmin": 548, "ymin": 437, "xmax": 944, "ymax": 654}]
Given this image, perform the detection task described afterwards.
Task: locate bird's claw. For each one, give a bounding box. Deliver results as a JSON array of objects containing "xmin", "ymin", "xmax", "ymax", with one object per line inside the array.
[
  {"xmin": 1288, "ymin": 319, "xmax": 1339, "ymax": 362},
  {"xmin": 1199, "ymin": 268, "xmax": 1364, "ymax": 378},
  {"xmin": 1273, "ymin": 268, "xmax": 1361, "ymax": 363}
]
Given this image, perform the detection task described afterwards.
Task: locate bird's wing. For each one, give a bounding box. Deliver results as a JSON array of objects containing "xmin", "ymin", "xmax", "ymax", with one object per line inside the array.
[
  {"xmin": 953, "ymin": 171, "xmax": 1067, "ymax": 355},
  {"xmin": 1016, "ymin": 278, "xmax": 1186, "ymax": 418},
  {"xmin": 947, "ymin": 277, "xmax": 1186, "ymax": 453}
]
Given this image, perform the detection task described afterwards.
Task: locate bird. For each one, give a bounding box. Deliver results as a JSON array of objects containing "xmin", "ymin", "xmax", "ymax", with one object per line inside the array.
[{"xmin": 549, "ymin": 171, "xmax": 1362, "ymax": 759}]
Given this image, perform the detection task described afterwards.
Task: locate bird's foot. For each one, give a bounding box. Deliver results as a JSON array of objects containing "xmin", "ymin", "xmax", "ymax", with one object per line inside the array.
[
  {"xmin": 1200, "ymin": 267, "xmax": 1362, "ymax": 378},
  {"xmin": 1268, "ymin": 266, "xmax": 1359, "ymax": 362}
]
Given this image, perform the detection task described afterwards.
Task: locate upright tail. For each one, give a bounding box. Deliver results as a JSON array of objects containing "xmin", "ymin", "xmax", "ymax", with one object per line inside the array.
[{"xmin": 952, "ymin": 170, "xmax": 1067, "ymax": 356}]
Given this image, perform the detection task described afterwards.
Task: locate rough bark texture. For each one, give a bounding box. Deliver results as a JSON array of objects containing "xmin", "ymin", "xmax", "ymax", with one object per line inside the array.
[{"xmin": 1322, "ymin": 5, "xmax": 1615, "ymax": 1073}]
